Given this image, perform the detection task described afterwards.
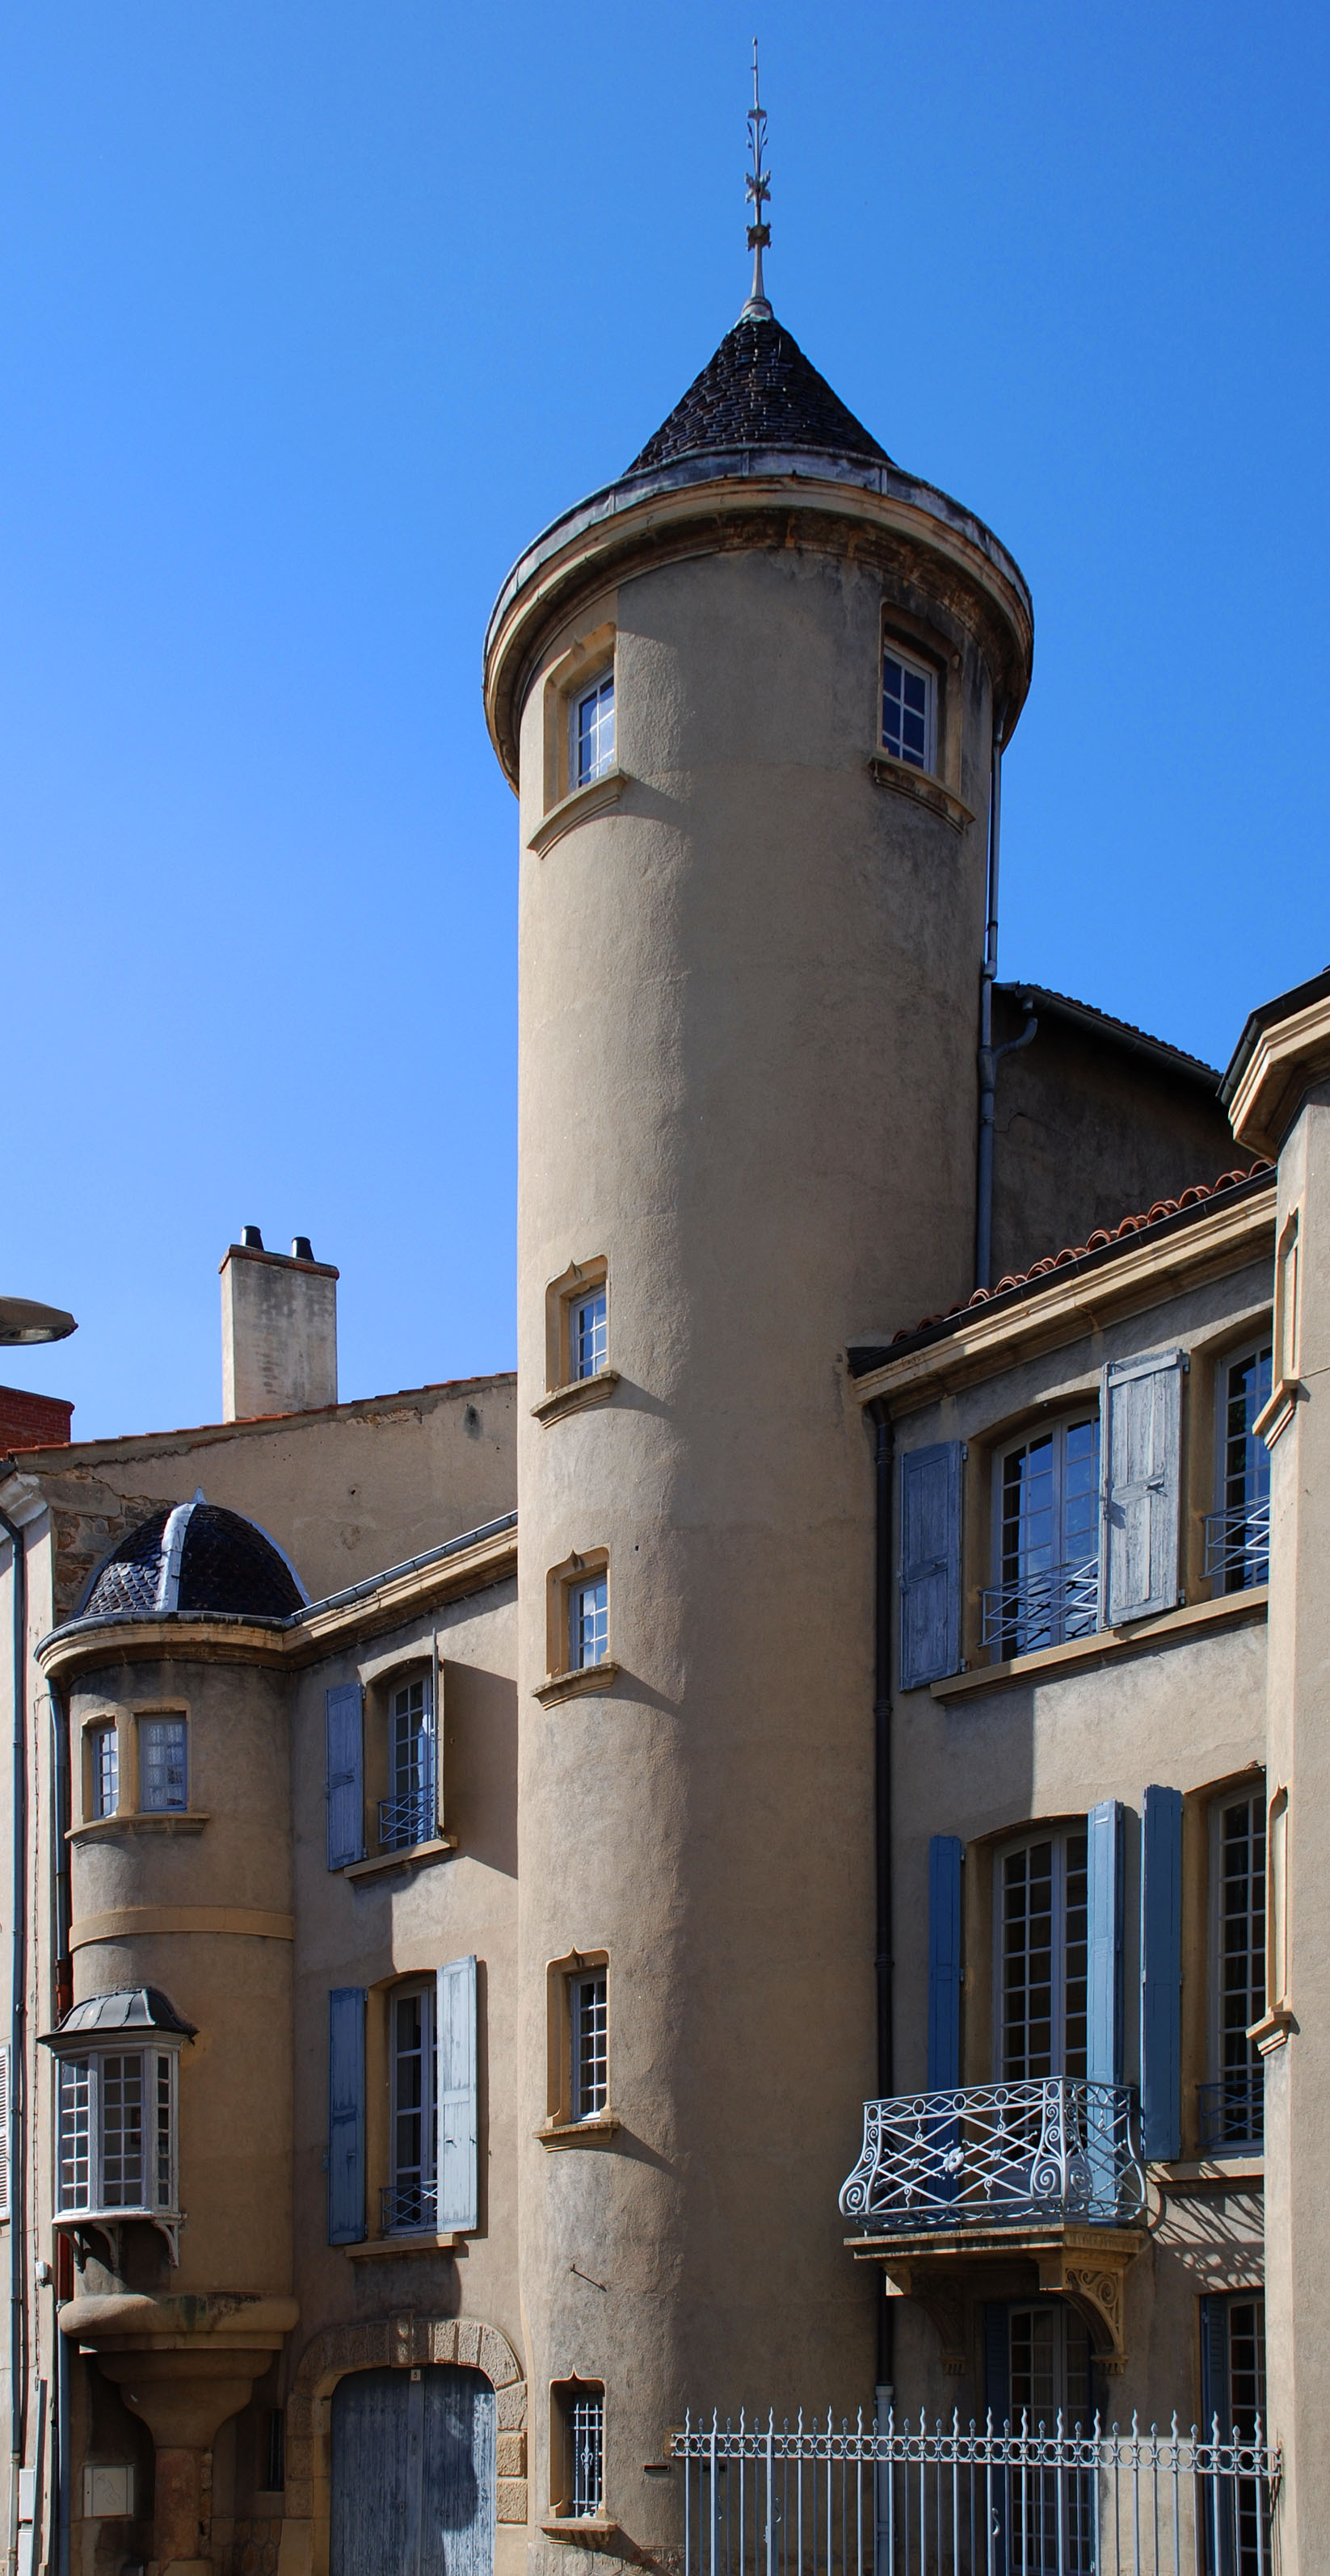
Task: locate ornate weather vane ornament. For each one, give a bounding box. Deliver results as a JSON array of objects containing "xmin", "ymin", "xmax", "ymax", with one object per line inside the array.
[{"xmin": 742, "ymin": 39, "xmax": 772, "ymax": 321}]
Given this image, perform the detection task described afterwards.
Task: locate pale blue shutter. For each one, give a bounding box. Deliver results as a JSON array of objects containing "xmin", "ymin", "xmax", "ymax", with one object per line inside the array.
[
  {"xmin": 1086, "ymin": 1798, "xmax": 1125, "ymax": 2084},
  {"xmin": 325, "ymin": 1683, "xmax": 364, "ymax": 1869},
  {"xmin": 1140, "ymin": 1784, "xmax": 1184, "ymax": 2160},
  {"xmin": 899, "ymin": 1442, "xmax": 963, "ymax": 1690},
  {"xmin": 327, "ymin": 1987, "xmax": 366, "ymax": 2244},
  {"xmin": 927, "ymin": 1837, "xmax": 964, "ymax": 2089},
  {"xmin": 1100, "ymin": 1350, "xmax": 1185, "ymax": 1625},
  {"xmin": 436, "ymin": 1955, "xmax": 478, "ymax": 2233}
]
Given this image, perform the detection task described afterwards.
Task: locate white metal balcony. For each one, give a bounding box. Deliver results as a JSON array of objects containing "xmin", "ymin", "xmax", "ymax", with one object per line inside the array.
[{"xmin": 840, "ymin": 2080, "xmax": 1147, "ymax": 2234}]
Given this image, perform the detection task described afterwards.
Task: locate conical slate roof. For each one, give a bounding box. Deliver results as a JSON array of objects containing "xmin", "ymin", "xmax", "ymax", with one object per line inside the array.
[
  {"xmin": 78, "ymin": 1498, "xmax": 306, "ymax": 1623},
  {"xmin": 627, "ymin": 313, "xmax": 891, "ymax": 477}
]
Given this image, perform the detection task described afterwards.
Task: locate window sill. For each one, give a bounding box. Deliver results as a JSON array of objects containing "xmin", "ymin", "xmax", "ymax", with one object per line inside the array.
[
  {"xmin": 535, "ymin": 1662, "xmax": 621, "ymax": 1709},
  {"xmin": 528, "ymin": 767, "xmax": 627, "ymax": 857},
  {"xmin": 536, "ymin": 2112, "xmax": 621, "ymax": 2149},
  {"xmin": 1155, "ymin": 2154, "xmax": 1265, "ymax": 2188},
  {"xmin": 343, "ymin": 1836, "xmax": 457, "ymax": 1882},
  {"xmin": 68, "ymin": 1812, "xmax": 209, "ymax": 1841},
  {"xmin": 531, "ymin": 1370, "xmax": 621, "ymax": 1427},
  {"xmin": 343, "ymin": 2230, "xmax": 465, "ymax": 2259},
  {"xmin": 1248, "ymin": 2005, "xmax": 1295, "ymax": 2056},
  {"xmin": 865, "ymin": 751, "xmax": 974, "ymax": 834},
  {"xmin": 541, "ymin": 2519, "xmax": 625, "ymax": 2549},
  {"xmin": 932, "ymin": 1587, "xmax": 1268, "ymax": 1702}
]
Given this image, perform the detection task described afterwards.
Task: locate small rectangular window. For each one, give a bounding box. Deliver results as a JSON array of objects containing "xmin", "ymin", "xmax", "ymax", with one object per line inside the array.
[
  {"xmin": 381, "ymin": 1676, "xmax": 435, "ymax": 1852},
  {"xmin": 1201, "ymin": 1788, "xmax": 1265, "ymax": 2149},
  {"xmin": 574, "ymin": 674, "xmax": 615, "ymax": 788},
  {"xmin": 553, "ymin": 2381, "xmax": 605, "ymax": 2519},
  {"xmin": 882, "ymin": 646, "xmax": 935, "ymax": 772},
  {"xmin": 570, "ymin": 1970, "xmax": 608, "ymax": 2120},
  {"xmin": 140, "ymin": 1717, "xmax": 187, "ymax": 1813},
  {"xmin": 90, "ymin": 1725, "xmax": 119, "ymax": 1820},
  {"xmin": 569, "ymin": 1576, "xmax": 608, "ymax": 1672},
  {"xmin": 385, "ymin": 1983, "xmax": 437, "ymax": 2234},
  {"xmin": 570, "ymin": 1288, "xmax": 608, "ymax": 1382}
]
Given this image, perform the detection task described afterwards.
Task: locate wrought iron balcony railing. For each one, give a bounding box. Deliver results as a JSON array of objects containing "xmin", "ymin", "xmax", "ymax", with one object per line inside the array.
[
  {"xmin": 378, "ymin": 1783, "xmax": 435, "ymax": 1852},
  {"xmin": 840, "ymin": 2080, "xmax": 1147, "ymax": 2233},
  {"xmin": 1204, "ymin": 1498, "xmax": 1270, "ymax": 1592},
  {"xmin": 981, "ymin": 1557, "xmax": 1100, "ymax": 1658},
  {"xmin": 1197, "ymin": 2068, "xmax": 1264, "ymax": 2150},
  {"xmin": 381, "ymin": 2179, "xmax": 437, "ymax": 2235}
]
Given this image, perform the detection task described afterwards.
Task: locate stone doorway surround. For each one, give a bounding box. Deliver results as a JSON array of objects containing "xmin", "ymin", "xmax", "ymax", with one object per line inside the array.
[{"xmin": 281, "ymin": 2314, "xmax": 527, "ymax": 2576}]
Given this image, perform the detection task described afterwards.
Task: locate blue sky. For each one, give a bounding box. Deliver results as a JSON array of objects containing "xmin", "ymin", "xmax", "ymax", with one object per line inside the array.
[{"xmin": 2, "ymin": 1, "xmax": 1327, "ymax": 1439}]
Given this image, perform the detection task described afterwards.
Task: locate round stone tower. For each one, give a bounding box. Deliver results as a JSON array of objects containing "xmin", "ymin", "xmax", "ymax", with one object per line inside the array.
[{"xmin": 484, "ymin": 307, "xmax": 1033, "ymax": 2562}]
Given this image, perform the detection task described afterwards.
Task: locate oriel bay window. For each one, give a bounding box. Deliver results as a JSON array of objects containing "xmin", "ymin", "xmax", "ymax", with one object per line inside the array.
[{"xmin": 44, "ymin": 1987, "xmax": 195, "ymax": 2259}]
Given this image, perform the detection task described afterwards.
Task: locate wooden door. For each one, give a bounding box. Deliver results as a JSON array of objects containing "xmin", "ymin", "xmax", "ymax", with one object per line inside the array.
[{"xmin": 330, "ymin": 2364, "xmax": 495, "ymax": 2576}]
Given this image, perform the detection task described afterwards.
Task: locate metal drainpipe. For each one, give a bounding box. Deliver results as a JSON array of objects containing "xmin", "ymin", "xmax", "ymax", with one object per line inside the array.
[
  {"xmin": 869, "ymin": 1400, "xmax": 894, "ymax": 2565},
  {"xmin": 974, "ymin": 707, "xmax": 1037, "ymax": 1291},
  {"xmin": 1, "ymin": 1509, "xmax": 28, "ymax": 2576},
  {"xmin": 47, "ymin": 1680, "xmax": 71, "ymax": 2576}
]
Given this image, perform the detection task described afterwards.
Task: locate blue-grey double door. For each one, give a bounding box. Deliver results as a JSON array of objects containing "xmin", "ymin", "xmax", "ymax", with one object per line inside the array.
[{"xmin": 330, "ymin": 2365, "xmax": 495, "ymax": 2576}]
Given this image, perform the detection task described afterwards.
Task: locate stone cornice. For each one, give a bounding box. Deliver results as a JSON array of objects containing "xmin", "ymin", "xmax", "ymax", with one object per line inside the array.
[{"xmin": 1227, "ymin": 989, "xmax": 1330, "ymax": 1157}]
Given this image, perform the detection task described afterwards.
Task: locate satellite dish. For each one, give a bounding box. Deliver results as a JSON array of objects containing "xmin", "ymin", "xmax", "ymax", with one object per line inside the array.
[{"xmin": 0, "ymin": 1297, "xmax": 76, "ymax": 1347}]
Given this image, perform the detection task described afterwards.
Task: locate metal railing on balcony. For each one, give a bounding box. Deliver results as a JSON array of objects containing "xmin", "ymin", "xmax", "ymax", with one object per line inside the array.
[
  {"xmin": 377, "ymin": 1781, "xmax": 436, "ymax": 1852},
  {"xmin": 1197, "ymin": 2070, "xmax": 1264, "ymax": 2151},
  {"xmin": 1203, "ymin": 1500, "xmax": 1270, "ymax": 1594},
  {"xmin": 676, "ymin": 2405, "xmax": 1278, "ymax": 2576},
  {"xmin": 981, "ymin": 1558, "xmax": 1100, "ymax": 1659},
  {"xmin": 380, "ymin": 2179, "xmax": 437, "ymax": 2235},
  {"xmin": 839, "ymin": 2082, "xmax": 1147, "ymax": 2234}
]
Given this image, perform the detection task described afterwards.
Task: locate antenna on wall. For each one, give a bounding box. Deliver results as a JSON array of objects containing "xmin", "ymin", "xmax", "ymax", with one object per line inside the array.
[{"xmin": 742, "ymin": 40, "xmax": 772, "ymax": 321}]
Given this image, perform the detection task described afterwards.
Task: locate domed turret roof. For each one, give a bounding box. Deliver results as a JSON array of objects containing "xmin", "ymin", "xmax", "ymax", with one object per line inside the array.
[
  {"xmin": 78, "ymin": 1496, "xmax": 306, "ymax": 1623},
  {"xmin": 626, "ymin": 313, "xmax": 891, "ymax": 478}
]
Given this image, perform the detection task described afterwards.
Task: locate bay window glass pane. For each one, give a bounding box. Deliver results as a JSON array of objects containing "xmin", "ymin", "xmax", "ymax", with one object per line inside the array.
[
  {"xmin": 57, "ymin": 2057, "xmax": 91, "ymax": 2211},
  {"xmin": 141, "ymin": 1718, "xmax": 187, "ymax": 1813},
  {"xmin": 100, "ymin": 2053, "xmax": 144, "ymax": 2207}
]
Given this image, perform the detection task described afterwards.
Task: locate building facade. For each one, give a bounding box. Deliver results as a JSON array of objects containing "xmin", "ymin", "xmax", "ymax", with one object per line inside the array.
[{"xmin": 0, "ymin": 300, "xmax": 1324, "ymax": 2576}]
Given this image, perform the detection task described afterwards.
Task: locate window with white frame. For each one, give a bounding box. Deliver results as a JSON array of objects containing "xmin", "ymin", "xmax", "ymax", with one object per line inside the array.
[
  {"xmin": 1202, "ymin": 1787, "xmax": 1265, "ymax": 2150},
  {"xmin": 569, "ymin": 1969, "xmax": 608, "ymax": 2120},
  {"xmin": 1209, "ymin": 1343, "xmax": 1273, "ymax": 1593},
  {"xmin": 385, "ymin": 1981, "xmax": 436, "ymax": 2234},
  {"xmin": 573, "ymin": 673, "xmax": 615, "ymax": 788},
  {"xmin": 48, "ymin": 1991, "xmax": 189, "ymax": 2236},
  {"xmin": 553, "ymin": 2381, "xmax": 605, "ymax": 2519},
  {"xmin": 882, "ymin": 645, "xmax": 935, "ymax": 772},
  {"xmin": 568, "ymin": 1574, "xmax": 608, "ymax": 1672},
  {"xmin": 90, "ymin": 1724, "xmax": 118, "ymax": 1821},
  {"xmin": 381, "ymin": 1675, "xmax": 435, "ymax": 1852},
  {"xmin": 996, "ymin": 1828, "xmax": 1088, "ymax": 2079},
  {"xmin": 570, "ymin": 1287, "xmax": 608, "ymax": 1382},
  {"xmin": 140, "ymin": 1717, "xmax": 187, "ymax": 1813},
  {"xmin": 985, "ymin": 1414, "xmax": 1100, "ymax": 1658}
]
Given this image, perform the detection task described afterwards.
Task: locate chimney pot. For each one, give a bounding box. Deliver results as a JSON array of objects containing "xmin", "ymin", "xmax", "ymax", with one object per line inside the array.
[
  {"xmin": 292, "ymin": 1236, "xmax": 314, "ymax": 1262},
  {"xmin": 242, "ymin": 1225, "xmax": 264, "ymax": 1250}
]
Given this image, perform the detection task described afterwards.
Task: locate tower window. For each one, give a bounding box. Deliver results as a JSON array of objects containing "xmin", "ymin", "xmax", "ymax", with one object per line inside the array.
[
  {"xmin": 574, "ymin": 674, "xmax": 615, "ymax": 788},
  {"xmin": 569, "ymin": 1576, "xmax": 608, "ymax": 1671},
  {"xmin": 570, "ymin": 1969, "xmax": 608, "ymax": 2120},
  {"xmin": 882, "ymin": 646, "xmax": 935, "ymax": 772},
  {"xmin": 140, "ymin": 1717, "xmax": 187, "ymax": 1813},
  {"xmin": 570, "ymin": 1288, "xmax": 608, "ymax": 1382},
  {"xmin": 90, "ymin": 1724, "xmax": 119, "ymax": 1821}
]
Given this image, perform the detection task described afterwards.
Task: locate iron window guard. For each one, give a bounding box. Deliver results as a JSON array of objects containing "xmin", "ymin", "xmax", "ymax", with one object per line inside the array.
[
  {"xmin": 981, "ymin": 1557, "xmax": 1100, "ymax": 1657},
  {"xmin": 380, "ymin": 2179, "xmax": 437, "ymax": 2234},
  {"xmin": 1204, "ymin": 1499, "xmax": 1270, "ymax": 1591},
  {"xmin": 1197, "ymin": 2070, "xmax": 1264, "ymax": 2151},
  {"xmin": 378, "ymin": 1784, "xmax": 436, "ymax": 1853}
]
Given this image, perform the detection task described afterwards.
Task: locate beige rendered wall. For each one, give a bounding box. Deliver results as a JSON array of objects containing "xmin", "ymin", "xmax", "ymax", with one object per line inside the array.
[{"xmin": 507, "ymin": 523, "xmax": 1021, "ymax": 2565}]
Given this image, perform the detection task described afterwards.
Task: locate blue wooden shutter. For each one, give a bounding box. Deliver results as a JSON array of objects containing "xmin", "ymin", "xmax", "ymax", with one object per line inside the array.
[
  {"xmin": 436, "ymin": 1955, "xmax": 478, "ymax": 2232},
  {"xmin": 325, "ymin": 1683, "xmax": 364, "ymax": 1869},
  {"xmin": 327, "ymin": 1987, "xmax": 366, "ymax": 2245},
  {"xmin": 1100, "ymin": 1349, "xmax": 1185, "ymax": 1625},
  {"xmin": 1087, "ymin": 1798, "xmax": 1125, "ymax": 2084},
  {"xmin": 927, "ymin": 1837, "xmax": 964, "ymax": 2089},
  {"xmin": 1140, "ymin": 1784, "xmax": 1184, "ymax": 2160},
  {"xmin": 899, "ymin": 1442, "xmax": 963, "ymax": 1690}
]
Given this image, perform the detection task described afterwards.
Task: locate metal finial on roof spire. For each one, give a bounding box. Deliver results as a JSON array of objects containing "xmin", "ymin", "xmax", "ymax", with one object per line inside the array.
[{"xmin": 741, "ymin": 39, "xmax": 772, "ymax": 321}]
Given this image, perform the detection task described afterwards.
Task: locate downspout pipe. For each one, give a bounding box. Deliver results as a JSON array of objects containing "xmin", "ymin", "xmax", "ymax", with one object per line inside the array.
[
  {"xmin": 47, "ymin": 1679, "xmax": 71, "ymax": 2576},
  {"xmin": 974, "ymin": 709, "xmax": 1037, "ymax": 1292},
  {"xmin": 869, "ymin": 1400, "xmax": 894, "ymax": 2545},
  {"xmin": 0, "ymin": 1508, "xmax": 27, "ymax": 2576}
]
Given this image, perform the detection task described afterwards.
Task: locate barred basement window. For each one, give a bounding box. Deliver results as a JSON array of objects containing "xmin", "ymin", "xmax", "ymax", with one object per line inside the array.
[
  {"xmin": 570, "ymin": 1969, "xmax": 608, "ymax": 2120},
  {"xmin": 553, "ymin": 2380, "xmax": 605, "ymax": 2519}
]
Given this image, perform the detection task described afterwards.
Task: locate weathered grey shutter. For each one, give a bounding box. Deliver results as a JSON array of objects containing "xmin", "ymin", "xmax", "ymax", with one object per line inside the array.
[
  {"xmin": 436, "ymin": 1954, "xmax": 478, "ymax": 2233},
  {"xmin": 1140, "ymin": 1784, "xmax": 1184, "ymax": 2161},
  {"xmin": 927, "ymin": 1837, "xmax": 964, "ymax": 2089},
  {"xmin": 899, "ymin": 1442, "xmax": 963, "ymax": 1690},
  {"xmin": 327, "ymin": 1987, "xmax": 366, "ymax": 2245},
  {"xmin": 325, "ymin": 1683, "xmax": 364, "ymax": 1869},
  {"xmin": 1100, "ymin": 1349, "xmax": 1185, "ymax": 1625},
  {"xmin": 1086, "ymin": 1798, "xmax": 1125, "ymax": 2085}
]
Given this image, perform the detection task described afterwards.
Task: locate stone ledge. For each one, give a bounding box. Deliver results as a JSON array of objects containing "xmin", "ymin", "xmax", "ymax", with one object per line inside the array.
[
  {"xmin": 344, "ymin": 1837, "xmax": 457, "ymax": 1883},
  {"xmin": 528, "ymin": 767, "xmax": 627, "ymax": 857},
  {"xmin": 532, "ymin": 1372, "xmax": 621, "ymax": 1427},
  {"xmin": 536, "ymin": 1662, "xmax": 621, "ymax": 1709},
  {"xmin": 865, "ymin": 750, "xmax": 974, "ymax": 833}
]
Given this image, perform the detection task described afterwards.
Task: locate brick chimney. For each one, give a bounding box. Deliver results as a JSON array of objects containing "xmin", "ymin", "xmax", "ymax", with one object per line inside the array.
[
  {"xmin": 0, "ymin": 1386, "xmax": 73, "ymax": 1450},
  {"xmin": 220, "ymin": 1229, "xmax": 339, "ymax": 1421}
]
